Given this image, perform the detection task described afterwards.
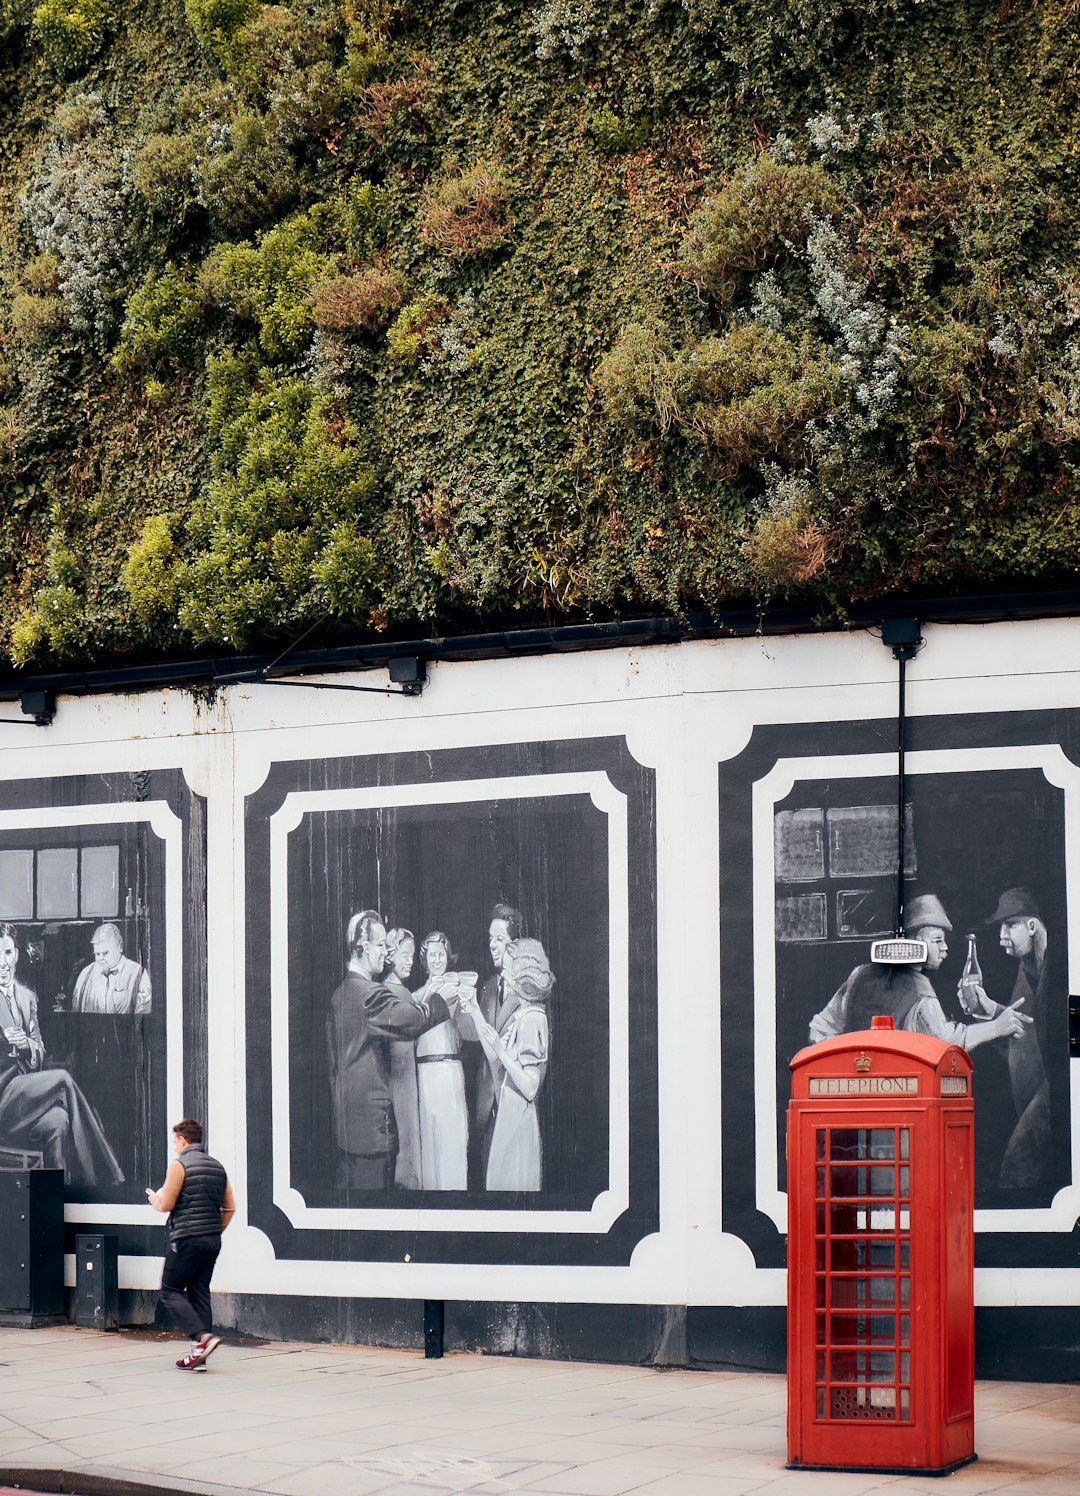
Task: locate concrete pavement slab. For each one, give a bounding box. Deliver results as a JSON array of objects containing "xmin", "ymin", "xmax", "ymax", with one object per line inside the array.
[{"xmin": 2, "ymin": 1327, "xmax": 1080, "ymax": 1496}]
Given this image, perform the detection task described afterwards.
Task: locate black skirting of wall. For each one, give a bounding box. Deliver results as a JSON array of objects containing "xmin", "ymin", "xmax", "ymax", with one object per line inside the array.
[{"xmin": 112, "ymin": 1294, "xmax": 1080, "ymax": 1383}]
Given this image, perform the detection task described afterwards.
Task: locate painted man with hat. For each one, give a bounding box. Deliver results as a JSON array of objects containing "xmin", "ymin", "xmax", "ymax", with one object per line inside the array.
[
  {"xmin": 808, "ymin": 892, "xmax": 1028, "ymax": 1053},
  {"xmin": 961, "ymin": 888, "xmax": 1051, "ymax": 1189}
]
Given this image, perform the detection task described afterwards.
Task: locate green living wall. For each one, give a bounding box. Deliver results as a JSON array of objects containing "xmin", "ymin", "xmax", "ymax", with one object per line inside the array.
[{"xmin": 0, "ymin": 0, "xmax": 1079, "ymax": 665}]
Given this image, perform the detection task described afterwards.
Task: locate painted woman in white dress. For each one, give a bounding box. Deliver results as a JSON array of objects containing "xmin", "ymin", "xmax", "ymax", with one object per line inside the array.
[
  {"xmin": 458, "ymin": 938, "xmax": 552, "ymax": 1192},
  {"xmin": 412, "ymin": 931, "xmax": 475, "ymax": 1190}
]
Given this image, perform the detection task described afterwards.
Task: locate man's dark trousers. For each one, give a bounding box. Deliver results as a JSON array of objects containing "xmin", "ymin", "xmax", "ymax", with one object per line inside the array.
[{"xmin": 160, "ymin": 1235, "xmax": 221, "ymax": 1337}]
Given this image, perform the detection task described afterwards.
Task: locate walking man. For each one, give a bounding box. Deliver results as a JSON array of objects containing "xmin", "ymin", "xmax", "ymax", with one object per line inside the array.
[{"xmin": 146, "ymin": 1117, "xmax": 235, "ymax": 1370}]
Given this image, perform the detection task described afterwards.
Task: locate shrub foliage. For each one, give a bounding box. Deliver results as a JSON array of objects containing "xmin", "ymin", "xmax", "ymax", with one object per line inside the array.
[{"xmin": 0, "ymin": 0, "xmax": 1078, "ymax": 666}]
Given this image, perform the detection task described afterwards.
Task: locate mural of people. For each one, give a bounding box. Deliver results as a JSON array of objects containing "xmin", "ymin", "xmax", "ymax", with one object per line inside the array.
[
  {"xmin": 384, "ymin": 928, "xmax": 422, "ymax": 1191},
  {"xmin": 327, "ymin": 909, "xmax": 452, "ymax": 1192},
  {"xmin": 460, "ymin": 938, "xmax": 553, "ymax": 1191},
  {"xmin": 412, "ymin": 930, "xmax": 474, "ymax": 1191},
  {"xmin": 459, "ymin": 903, "xmax": 523, "ymax": 1171},
  {"xmin": 0, "ymin": 922, "xmax": 125, "ymax": 1188},
  {"xmin": 808, "ymin": 894, "xmax": 1028, "ymax": 1053},
  {"xmin": 71, "ymin": 921, "xmax": 152, "ymax": 1015},
  {"xmin": 964, "ymin": 888, "xmax": 1052, "ymax": 1190}
]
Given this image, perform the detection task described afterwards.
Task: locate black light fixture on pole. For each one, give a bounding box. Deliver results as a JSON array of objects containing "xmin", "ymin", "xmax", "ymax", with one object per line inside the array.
[{"xmin": 870, "ymin": 618, "xmax": 927, "ymax": 967}]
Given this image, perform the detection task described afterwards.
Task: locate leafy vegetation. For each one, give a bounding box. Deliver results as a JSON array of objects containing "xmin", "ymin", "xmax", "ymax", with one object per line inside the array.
[{"xmin": 0, "ymin": 0, "xmax": 1078, "ymax": 666}]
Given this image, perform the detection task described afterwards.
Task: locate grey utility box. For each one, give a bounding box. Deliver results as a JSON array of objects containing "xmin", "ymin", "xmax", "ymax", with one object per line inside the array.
[{"xmin": 75, "ymin": 1234, "xmax": 119, "ymax": 1330}]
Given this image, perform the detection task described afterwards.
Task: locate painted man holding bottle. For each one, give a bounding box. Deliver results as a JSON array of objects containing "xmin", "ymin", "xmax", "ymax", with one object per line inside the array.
[{"xmin": 960, "ymin": 888, "xmax": 1051, "ymax": 1190}]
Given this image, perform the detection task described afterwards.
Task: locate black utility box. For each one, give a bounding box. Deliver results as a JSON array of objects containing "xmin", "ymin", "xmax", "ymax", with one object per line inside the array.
[
  {"xmin": 0, "ymin": 1169, "xmax": 64, "ymax": 1325},
  {"xmin": 75, "ymin": 1234, "xmax": 119, "ymax": 1331}
]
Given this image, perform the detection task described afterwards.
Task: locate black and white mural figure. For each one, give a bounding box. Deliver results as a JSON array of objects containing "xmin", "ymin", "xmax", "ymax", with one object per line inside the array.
[
  {"xmin": 460, "ymin": 902, "xmax": 523, "ymax": 1181},
  {"xmin": 412, "ymin": 930, "xmax": 474, "ymax": 1191},
  {"xmin": 971, "ymin": 888, "xmax": 1052, "ymax": 1190},
  {"xmin": 0, "ymin": 921, "xmax": 124, "ymax": 1186},
  {"xmin": 808, "ymin": 892, "xmax": 1027, "ymax": 1053},
  {"xmin": 459, "ymin": 937, "xmax": 553, "ymax": 1192},
  {"xmin": 71, "ymin": 921, "xmax": 152, "ymax": 1014},
  {"xmin": 327, "ymin": 909, "xmax": 452, "ymax": 1194},
  {"xmin": 384, "ymin": 928, "xmax": 422, "ymax": 1191}
]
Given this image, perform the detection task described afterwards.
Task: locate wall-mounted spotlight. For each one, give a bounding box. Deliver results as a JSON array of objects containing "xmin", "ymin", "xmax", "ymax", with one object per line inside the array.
[{"xmin": 4, "ymin": 690, "xmax": 58, "ymax": 726}]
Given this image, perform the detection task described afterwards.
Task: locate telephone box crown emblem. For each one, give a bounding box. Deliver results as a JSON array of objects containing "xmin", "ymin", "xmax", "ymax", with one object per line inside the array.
[{"xmin": 854, "ymin": 1052, "xmax": 872, "ymax": 1072}]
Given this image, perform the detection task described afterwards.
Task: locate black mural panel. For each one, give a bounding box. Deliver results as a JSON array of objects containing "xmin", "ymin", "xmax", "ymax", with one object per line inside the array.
[
  {"xmin": 0, "ymin": 768, "xmax": 206, "ymax": 1254},
  {"xmin": 719, "ymin": 709, "xmax": 1080, "ymax": 1272},
  {"xmin": 244, "ymin": 737, "xmax": 659, "ymax": 1266}
]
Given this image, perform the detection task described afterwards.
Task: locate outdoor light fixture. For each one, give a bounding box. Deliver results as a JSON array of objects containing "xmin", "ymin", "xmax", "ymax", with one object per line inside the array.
[{"xmin": 0, "ymin": 689, "xmax": 58, "ymax": 726}]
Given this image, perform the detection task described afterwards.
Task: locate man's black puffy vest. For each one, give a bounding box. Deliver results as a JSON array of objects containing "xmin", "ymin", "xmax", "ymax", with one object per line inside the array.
[{"xmin": 169, "ymin": 1144, "xmax": 227, "ymax": 1240}]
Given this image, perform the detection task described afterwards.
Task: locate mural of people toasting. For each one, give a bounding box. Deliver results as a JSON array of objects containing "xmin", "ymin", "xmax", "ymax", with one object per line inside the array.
[
  {"xmin": 327, "ymin": 904, "xmax": 554, "ymax": 1196},
  {"xmin": 282, "ymin": 783, "xmax": 613, "ymax": 1214}
]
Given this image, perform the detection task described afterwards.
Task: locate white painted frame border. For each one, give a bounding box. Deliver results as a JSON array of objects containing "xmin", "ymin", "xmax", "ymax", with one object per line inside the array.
[
  {"xmin": 269, "ymin": 771, "xmax": 630, "ymax": 1232},
  {"xmin": 752, "ymin": 744, "xmax": 1080, "ymax": 1236}
]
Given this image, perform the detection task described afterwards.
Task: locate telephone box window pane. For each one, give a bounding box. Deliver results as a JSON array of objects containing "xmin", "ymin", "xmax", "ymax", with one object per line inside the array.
[
  {"xmin": 899, "ymin": 1129, "xmax": 909, "ymax": 1160},
  {"xmin": 830, "ymin": 1128, "xmax": 896, "ymax": 1161},
  {"xmin": 816, "ymin": 1351, "xmax": 826, "ymax": 1382},
  {"xmin": 899, "ymin": 1240, "xmax": 910, "ymax": 1268},
  {"xmin": 841, "ymin": 1352, "xmax": 896, "ymax": 1384},
  {"xmin": 830, "ymin": 1165, "xmax": 894, "ymax": 1198},
  {"xmin": 899, "ymin": 1315, "xmax": 910, "ymax": 1344},
  {"xmin": 816, "ymin": 1205, "xmax": 826, "ymax": 1233},
  {"xmin": 816, "ymin": 1167, "xmax": 826, "ymax": 1198},
  {"xmin": 899, "ymin": 1277, "xmax": 910, "ymax": 1306},
  {"xmin": 816, "ymin": 1313, "xmax": 827, "ymax": 1344},
  {"xmin": 0, "ymin": 850, "xmax": 33, "ymax": 919},
  {"xmin": 830, "ymin": 1204, "xmax": 862, "ymax": 1235},
  {"xmin": 816, "ymin": 1388, "xmax": 827, "ymax": 1419},
  {"xmin": 831, "ymin": 1240, "xmax": 896, "ymax": 1271},
  {"xmin": 775, "ymin": 808, "xmax": 825, "ymax": 881},
  {"xmin": 37, "ymin": 847, "xmax": 77, "ymax": 918},
  {"xmin": 830, "ymin": 1386, "xmax": 896, "ymax": 1419},
  {"xmin": 816, "ymin": 1277, "xmax": 827, "ymax": 1308},
  {"xmin": 898, "ymin": 1166, "xmax": 910, "ymax": 1198},
  {"xmin": 900, "ymin": 1352, "xmax": 910, "ymax": 1382},
  {"xmin": 776, "ymin": 893, "xmax": 827, "ymax": 942},
  {"xmin": 899, "ymin": 1388, "xmax": 911, "ymax": 1419},
  {"xmin": 80, "ymin": 845, "xmax": 119, "ymax": 917},
  {"xmin": 831, "ymin": 1351, "xmax": 896, "ymax": 1383},
  {"xmin": 831, "ymin": 1277, "xmax": 897, "ymax": 1310},
  {"xmin": 816, "ymin": 1129, "xmax": 827, "ymax": 1162},
  {"xmin": 816, "ymin": 1240, "xmax": 826, "ymax": 1272},
  {"xmin": 829, "ymin": 1313, "xmax": 895, "ymax": 1346}
]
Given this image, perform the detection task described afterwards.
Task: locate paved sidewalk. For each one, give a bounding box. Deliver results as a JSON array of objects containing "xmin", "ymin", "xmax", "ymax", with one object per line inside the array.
[{"xmin": 1, "ymin": 1326, "xmax": 1079, "ymax": 1496}]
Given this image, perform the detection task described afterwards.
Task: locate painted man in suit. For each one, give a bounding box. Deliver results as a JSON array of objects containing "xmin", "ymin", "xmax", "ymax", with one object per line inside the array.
[
  {"xmin": 458, "ymin": 903, "xmax": 523, "ymax": 1186},
  {"xmin": 328, "ymin": 909, "xmax": 452, "ymax": 1193},
  {"xmin": 0, "ymin": 922, "xmax": 124, "ymax": 1187}
]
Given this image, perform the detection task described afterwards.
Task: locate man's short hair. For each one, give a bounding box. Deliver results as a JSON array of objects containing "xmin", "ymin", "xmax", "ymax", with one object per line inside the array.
[
  {"xmin": 0, "ymin": 922, "xmax": 19, "ymax": 948},
  {"xmin": 490, "ymin": 903, "xmax": 524, "ymax": 940},
  {"xmin": 94, "ymin": 922, "xmax": 123, "ymax": 948},
  {"xmin": 346, "ymin": 909, "xmax": 383, "ymax": 951},
  {"xmin": 172, "ymin": 1118, "xmax": 203, "ymax": 1144}
]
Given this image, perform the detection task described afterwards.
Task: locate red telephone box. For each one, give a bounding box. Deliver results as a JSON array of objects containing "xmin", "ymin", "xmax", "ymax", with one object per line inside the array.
[{"xmin": 787, "ymin": 1018, "xmax": 975, "ymax": 1475}]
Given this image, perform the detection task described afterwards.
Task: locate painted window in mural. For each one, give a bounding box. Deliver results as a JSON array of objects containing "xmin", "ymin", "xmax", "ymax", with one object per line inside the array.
[
  {"xmin": 0, "ymin": 820, "xmax": 164, "ymax": 1202},
  {"xmin": 774, "ymin": 769, "xmax": 1067, "ymax": 1210},
  {"xmin": 285, "ymin": 795, "xmax": 610, "ymax": 1207}
]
